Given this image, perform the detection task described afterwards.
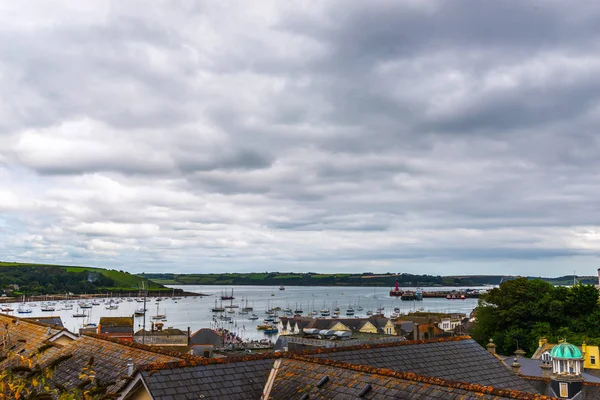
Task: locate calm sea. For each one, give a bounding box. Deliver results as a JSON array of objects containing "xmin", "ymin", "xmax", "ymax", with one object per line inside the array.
[{"xmin": 8, "ymin": 285, "xmax": 483, "ymax": 341}]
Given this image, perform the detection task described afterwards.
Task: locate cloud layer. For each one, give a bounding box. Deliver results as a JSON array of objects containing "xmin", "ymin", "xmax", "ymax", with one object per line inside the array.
[{"xmin": 1, "ymin": 0, "xmax": 600, "ymax": 275}]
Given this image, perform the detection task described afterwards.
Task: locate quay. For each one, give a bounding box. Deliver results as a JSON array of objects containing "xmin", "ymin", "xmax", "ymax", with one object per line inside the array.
[{"xmin": 422, "ymin": 291, "xmax": 481, "ymax": 299}]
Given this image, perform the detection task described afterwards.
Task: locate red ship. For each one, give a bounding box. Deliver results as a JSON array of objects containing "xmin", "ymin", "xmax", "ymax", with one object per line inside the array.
[{"xmin": 389, "ymin": 280, "xmax": 403, "ymax": 297}]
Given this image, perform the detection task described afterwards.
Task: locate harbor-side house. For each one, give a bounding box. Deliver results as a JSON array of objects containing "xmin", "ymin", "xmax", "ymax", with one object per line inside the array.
[
  {"xmin": 133, "ymin": 324, "xmax": 189, "ymax": 349},
  {"xmin": 98, "ymin": 316, "xmax": 134, "ymax": 342}
]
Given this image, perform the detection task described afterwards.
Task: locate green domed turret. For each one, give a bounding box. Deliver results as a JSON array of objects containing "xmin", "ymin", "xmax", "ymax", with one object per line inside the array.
[{"xmin": 550, "ymin": 341, "xmax": 582, "ymax": 359}]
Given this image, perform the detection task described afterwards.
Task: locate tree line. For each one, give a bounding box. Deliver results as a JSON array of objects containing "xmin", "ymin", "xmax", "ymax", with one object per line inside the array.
[
  {"xmin": 0, "ymin": 266, "xmax": 115, "ymax": 295},
  {"xmin": 472, "ymin": 277, "xmax": 600, "ymax": 356}
]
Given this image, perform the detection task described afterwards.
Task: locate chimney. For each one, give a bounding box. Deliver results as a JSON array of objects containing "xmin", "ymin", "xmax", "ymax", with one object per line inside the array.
[
  {"xmin": 511, "ymin": 357, "xmax": 521, "ymax": 374},
  {"xmin": 541, "ymin": 360, "xmax": 552, "ymax": 377},
  {"xmin": 188, "ymin": 327, "xmax": 191, "ymax": 345},
  {"xmin": 486, "ymin": 339, "xmax": 496, "ymax": 354},
  {"xmin": 539, "ymin": 337, "xmax": 547, "ymax": 348},
  {"xmin": 413, "ymin": 323, "xmax": 419, "ymax": 341},
  {"xmin": 515, "ymin": 349, "xmax": 526, "ymax": 358},
  {"xmin": 127, "ymin": 359, "xmax": 134, "ymax": 376}
]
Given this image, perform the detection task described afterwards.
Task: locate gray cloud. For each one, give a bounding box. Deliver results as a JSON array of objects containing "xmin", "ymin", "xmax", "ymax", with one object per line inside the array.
[{"xmin": 1, "ymin": 0, "xmax": 599, "ymax": 276}]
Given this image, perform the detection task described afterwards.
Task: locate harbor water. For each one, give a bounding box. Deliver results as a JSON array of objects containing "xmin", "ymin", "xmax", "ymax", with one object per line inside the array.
[{"xmin": 4, "ymin": 285, "xmax": 482, "ymax": 341}]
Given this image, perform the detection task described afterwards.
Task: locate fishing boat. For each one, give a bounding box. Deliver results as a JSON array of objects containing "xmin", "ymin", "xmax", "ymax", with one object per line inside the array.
[
  {"xmin": 264, "ymin": 327, "xmax": 278, "ymax": 334},
  {"xmin": 40, "ymin": 304, "xmax": 55, "ymax": 312},
  {"xmin": 257, "ymin": 323, "xmax": 274, "ymax": 330},
  {"xmin": 415, "ymin": 288, "xmax": 423, "ymax": 301},
  {"xmin": 346, "ymin": 306, "xmax": 355, "ymax": 316}
]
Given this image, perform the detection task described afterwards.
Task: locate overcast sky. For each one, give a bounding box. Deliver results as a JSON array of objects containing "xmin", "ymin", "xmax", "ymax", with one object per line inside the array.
[{"xmin": 1, "ymin": 0, "xmax": 599, "ymax": 276}]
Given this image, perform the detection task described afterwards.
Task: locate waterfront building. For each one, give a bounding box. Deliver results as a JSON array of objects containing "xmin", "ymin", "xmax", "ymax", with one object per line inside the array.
[
  {"xmin": 98, "ymin": 316, "xmax": 134, "ymax": 342},
  {"xmin": 278, "ymin": 316, "xmax": 398, "ymax": 336},
  {"xmin": 133, "ymin": 324, "xmax": 189, "ymax": 349}
]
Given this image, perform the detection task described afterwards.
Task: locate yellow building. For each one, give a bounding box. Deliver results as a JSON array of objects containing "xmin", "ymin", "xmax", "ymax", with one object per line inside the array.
[
  {"xmin": 582, "ymin": 342, "xmax": 600, "ymax": 370},
  {"xmin": 534, "ymin": 338, "xmax": 600, "ymax": 371}
]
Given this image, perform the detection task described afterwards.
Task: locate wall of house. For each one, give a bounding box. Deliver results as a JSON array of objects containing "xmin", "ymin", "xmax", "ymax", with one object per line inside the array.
[
  {"xmin": 127, "ymin": 384, "xmax": 152, "ymax": 400},
  {"xmin": 383, "ymin": 321, "xmax": 396, "ymax": 335},
  {"xmin": 583, "ymin": 344, "xmax": 600, "ymax": 370},
  {"xmin": 330, "ymin": 322, "xmax": 350, "ymax": 331},
  {"xmin": 53, "ymin": 336, "xmax": 75, "ymax": 346},
  {"xmin": 359, "ymin": 322, "xmax": 378, "ymax": 334},
  {"xmin": 134, "ymin": 335, "xmax": 188, "ymax": 345}
]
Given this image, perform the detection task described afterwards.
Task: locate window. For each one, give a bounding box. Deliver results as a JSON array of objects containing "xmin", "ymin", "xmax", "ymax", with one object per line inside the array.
[
  {"xmin": 559, "ymin": 382, "xmax": 568, "ymax": 397},
  {"xmin": 591, "ymin": 356, "xmax": 596, "ymax": 365},
  {"xmin": 541, "ymin": 351, "xmax": 551, "ymax": 361}
]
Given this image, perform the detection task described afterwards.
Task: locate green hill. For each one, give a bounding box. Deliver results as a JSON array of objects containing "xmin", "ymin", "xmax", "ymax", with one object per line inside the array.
[{"xmin": 0, "ymin": 261, "xmax": 165, "ymax": 295}]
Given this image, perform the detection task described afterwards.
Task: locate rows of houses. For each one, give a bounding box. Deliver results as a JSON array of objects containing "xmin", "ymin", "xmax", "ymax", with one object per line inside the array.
[{"xmin": 8, "ymin": 311, "xmax": 600, "ymax": 398}]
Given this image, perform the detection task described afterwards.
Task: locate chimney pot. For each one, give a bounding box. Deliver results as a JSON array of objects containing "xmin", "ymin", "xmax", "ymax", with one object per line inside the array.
[
  {"xmin": 511, "ymin": 357, "xmax": 521, "ymax": 374},
  {"xmin": 486, "ymin": 339, "xmax": 497, "ymax": 354},
  {"xmin": 540, "ymin": 360, "xmax": 552, "ymax": 377},
  {"xmin": 127, "ymin": 358, "xmax": 134, "ymax": 376},
  {"xmin": 515, "ymin": 349, "xmax": 526, "ymax": 358}
]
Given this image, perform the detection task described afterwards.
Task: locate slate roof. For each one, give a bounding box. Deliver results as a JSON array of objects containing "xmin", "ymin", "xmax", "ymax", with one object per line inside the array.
[
  {"xmin": 268, "ymin": 357, "xmax": 554, "ymax": 400},
  {"xmin": 190, "ymin": 328, "xmax": 223, "ymax": 347},
  {"xmin": 135, "ymin": 328, "xmax": 187, "ymax": 336},
  {"xmin": 22, "ymin": 316, "xmax": 64, "ymax": 328},
  {"xmin": 139, "ymin": 358, "xmax": 275, "ymax": 399},
  {"xmin": 311, "ymin": 336, "xmax": 537, "ymax": 393},
  {"xmin": 279, "ymin": 316, "xmax": 314, "ymax": 331},
  {"xmin": 35, "ymin": 333, "xmax": 183, "ymax": 394}
]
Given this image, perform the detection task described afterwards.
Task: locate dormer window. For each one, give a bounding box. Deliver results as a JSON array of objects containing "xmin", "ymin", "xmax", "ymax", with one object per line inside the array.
[{"xmin": 541, "ymin": 351, "xmax": 551, "ymax": 361}]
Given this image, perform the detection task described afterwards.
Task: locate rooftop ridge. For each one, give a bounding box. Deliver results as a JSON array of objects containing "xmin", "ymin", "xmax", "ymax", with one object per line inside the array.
[
  {"xmin": 0, "ymin": 312, "xmax": 67, "ymax": 332},
  {"xmin": 522, "ymin": 375, "xmax": 600, "ymax": 389},
  {"xmin": 287, "ymin": 354, "xmax": 555, "ymax": 400},
  {"xmin": 82, "ymin": 332, "xmax": 193, "ymax": 361},
  {"xmin": 141, "ymin": 335, "xmax": 474, "ymax": 371}
]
